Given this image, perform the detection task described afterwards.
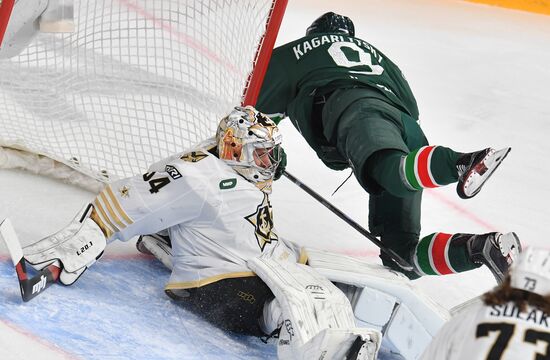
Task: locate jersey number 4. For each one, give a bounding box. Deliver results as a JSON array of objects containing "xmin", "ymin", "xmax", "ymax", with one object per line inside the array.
[
  {"xmin": 143, "ymin": 172, "xmax": 171, "ymax": 194},
  {"xmin": 476, "ymin": 322, "xmax": 550, "ymax": 359}
]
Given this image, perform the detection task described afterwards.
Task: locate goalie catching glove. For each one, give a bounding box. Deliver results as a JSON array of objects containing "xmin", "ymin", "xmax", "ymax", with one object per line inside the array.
[{"xmin": 22, "ymin": 204, "xmax": 106, "ymax": 285}]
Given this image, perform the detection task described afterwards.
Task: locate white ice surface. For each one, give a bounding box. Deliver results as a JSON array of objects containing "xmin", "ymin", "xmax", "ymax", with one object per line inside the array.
[{"xmin": 1, "ymin": 0, "xmax": 550, "ymax": 358}]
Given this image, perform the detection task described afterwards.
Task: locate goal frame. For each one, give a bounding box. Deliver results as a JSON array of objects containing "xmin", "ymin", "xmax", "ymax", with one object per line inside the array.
[
  {"xmin": 0, "ymin": 0, "xmax": 15, "ymax": 46},
  {"xmin": 242, "ymin": 0, "xmax": 288, "ymax": 107},
  {"xmin": 0, "ymin": 0, "xmax": 288, "ymax": 190}
]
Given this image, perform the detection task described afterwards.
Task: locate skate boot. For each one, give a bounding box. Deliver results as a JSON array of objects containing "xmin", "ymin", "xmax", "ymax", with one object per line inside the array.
[
  {"xmin": 136, "ymin": 233, "xmax": 173, "ymax": 270},
  {"xmin": 456, "ymin": 147, "xmax": 511, "ymax": 199},
  {"xmin": 346, "ymin": 333, "xmax": 380, "ymax": 360},
  {"xmin": 466, "ymin": 232, "xmax": 522, "ymax": 283}
]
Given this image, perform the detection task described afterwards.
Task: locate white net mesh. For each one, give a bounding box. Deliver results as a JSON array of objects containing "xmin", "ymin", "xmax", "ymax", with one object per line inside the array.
[{"xmin": 0, "ymin": 0, "xmax": 278, "ymax": 180}]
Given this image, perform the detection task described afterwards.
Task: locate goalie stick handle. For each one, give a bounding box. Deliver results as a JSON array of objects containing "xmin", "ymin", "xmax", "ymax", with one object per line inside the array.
[
  {"xmin": 282, "ymin": 171, "xmax": 415, "ymax": 273},
  {"xmin": 0, "ymin": 218, "xmax": 23, "ymax": 266}
]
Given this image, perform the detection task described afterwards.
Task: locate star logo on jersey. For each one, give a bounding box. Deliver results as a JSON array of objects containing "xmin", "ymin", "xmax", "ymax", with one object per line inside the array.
[
  {"xmin": 180, "ymin": 151, "xmax": 207, "ymax": 163},
  {"xmin": 119, "ymin": 185, "xmax": 130, "ymax": 198},
  {"xmin": 245, "ymin": 193, "xmax": 278, "ymax": 251}
]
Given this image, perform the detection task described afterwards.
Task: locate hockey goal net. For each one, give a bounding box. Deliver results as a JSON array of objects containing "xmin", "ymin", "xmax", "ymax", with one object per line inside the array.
[{"xmin": 0, "ymin": 0, "xmax": 286, "ymax": 189}]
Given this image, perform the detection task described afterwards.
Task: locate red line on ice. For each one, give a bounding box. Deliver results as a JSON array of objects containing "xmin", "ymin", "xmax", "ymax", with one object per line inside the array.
[
  {"xmin": 0, "ymin": 317, "xmax": 81, "ymax": 360},
  {"xmin": 426, "ymin": 189, "xmax": 498, "ymax": 231}
]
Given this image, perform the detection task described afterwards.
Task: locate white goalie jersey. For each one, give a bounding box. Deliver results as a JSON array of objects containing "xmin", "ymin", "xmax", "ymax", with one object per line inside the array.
[
  {"xmin": 91, "ymin": 139, "xmax": 304, "ymax": 290},
  {"xmin": 421, "ymin": 299, "xmax": 550, "ymax": 359}
]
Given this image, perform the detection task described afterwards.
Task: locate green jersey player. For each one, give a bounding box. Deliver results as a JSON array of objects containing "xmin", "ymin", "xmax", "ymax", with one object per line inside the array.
[{"xmin": 256, "ymin": 12, "xmax": 520, "ymax": 281}]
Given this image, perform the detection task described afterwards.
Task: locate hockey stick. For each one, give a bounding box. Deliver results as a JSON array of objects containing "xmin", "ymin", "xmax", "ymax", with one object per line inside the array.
[
  {"xmin": 0, "ymin": 218, "xmax": 61, "ymax": 302},
  {"xmin": 282, "ymin": 171, "xmax": 415, "ymax": 273}
]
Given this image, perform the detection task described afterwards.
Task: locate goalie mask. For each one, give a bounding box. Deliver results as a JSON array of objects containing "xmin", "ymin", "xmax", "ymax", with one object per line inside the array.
[{"xmin": 216, "ymin": 106, "xmax": 283, "ymax": 193}]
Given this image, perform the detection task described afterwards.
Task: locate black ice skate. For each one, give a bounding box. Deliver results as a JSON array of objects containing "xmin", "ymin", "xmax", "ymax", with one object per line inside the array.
[
  {"xmin": 456, "ymin": 147, "xmax": 511, "ymax": 199},
  {"xmin": 136, "ymin": 233, "xmax": 173, "ymax": 270},
  {"xmin": 466, "ymin": 232, "xmax": 522, "ymax": 283},
  {"xmin": 346, "ymin": 335, "xmax": 379, "ymax": 360}
]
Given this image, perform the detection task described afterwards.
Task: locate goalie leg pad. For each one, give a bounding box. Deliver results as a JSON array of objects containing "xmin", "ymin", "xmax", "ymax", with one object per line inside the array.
[
  {"xmin": 305, "ymin": 247, "xmax": 449, "ymax": 359},
  {"xmin": 136, "ymin": 234, "xmax": 173, "ymax": 270},
  {"xmin": 248, "ymin": 256, "xmax": 381, "ymax": 359},
  {"xmin": 23, "ymin": 204, "xmax": 106, "ymax": 285}
]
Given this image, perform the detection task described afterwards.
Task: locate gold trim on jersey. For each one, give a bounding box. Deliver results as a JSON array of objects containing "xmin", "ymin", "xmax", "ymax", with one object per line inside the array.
[
  {"xmin": 105, "ymin": 186, "xmax": 133, "ymax": 225},
  {"xmin": 165, "ymin": 271, "xmax": 257, "ymax": 290},
  {"xmin": 90, "ymin": 208, "xmax": 114, "ymax": 238},
  {"xmin": 91, "ymin": 185, "xmax": 134, "ymax": 236},
  {"xmin": 93, "ymin": 198, "xmax": 120, "ymax": 234},
  {"xmin": 98, "ymin": 192, "xmax": 126, "ymax": 230}
]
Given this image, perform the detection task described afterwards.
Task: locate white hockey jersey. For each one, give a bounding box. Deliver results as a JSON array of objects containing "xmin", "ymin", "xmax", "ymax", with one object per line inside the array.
[
  {"xmin": 91, "ymin": 139, "xmax": 305, "ymax": 290},
  {"xmin": 421, "ymin": 299, "xmax": 550, "ymax": 359}
]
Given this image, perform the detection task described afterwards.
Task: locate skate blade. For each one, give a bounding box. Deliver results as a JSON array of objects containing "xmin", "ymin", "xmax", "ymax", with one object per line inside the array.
[
  {"xmin": 499, "ymin": 232, "xmax": 522, "ymax": 265},
  {"xmin": 461, "ymin": 147, "xmax": 511, "ymax": 199}
]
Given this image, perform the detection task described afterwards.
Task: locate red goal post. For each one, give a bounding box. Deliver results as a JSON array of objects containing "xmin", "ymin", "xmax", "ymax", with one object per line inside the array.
[
  {"xmin": 0, "ymin": 0, "xmax": 15, "ymax": 46},
  {"xmin": 242, "ymin": 0, "xmax": 288, "ymax": 107},
  {"xmin": 0, "ymin": 0, "xmax": 287, "ymax": 190}
]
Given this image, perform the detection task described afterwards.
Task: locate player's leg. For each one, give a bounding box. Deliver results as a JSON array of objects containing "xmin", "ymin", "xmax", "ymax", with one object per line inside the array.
[
  {"xmin": 368, "ymin": 189, "xmax": 423, "ymax": 278},
  {"xmin": 330, "ymin": 97, "xmax": 520, "ymax": 280},
  {"xmin": 366, "ymin": 144, "xmax": 510, "ymax": 199},
  {"xmin": 249, "ymin": 256, "xmax": 381, "ymax": 360},
  {"xmin": 136, "ymin": 233, "xmax": 173, "ymax": 270},
  {"xmin": 305, "ymin": 247, "xmax": 450, "ymax": 360},
  {"xmin": 414, "ymin": 232, "xmax": 521, "ymax": 283},
  {"xmin": 328, "ymin": 96, "xmax": 424, "ymax": 277},
  {"xmin": 367, "ymin": 170, "xmax": 521, "ymax": 283},
  {"xmin": 325, "ymin": 92, "xmax": 509, "ymax": 199}
]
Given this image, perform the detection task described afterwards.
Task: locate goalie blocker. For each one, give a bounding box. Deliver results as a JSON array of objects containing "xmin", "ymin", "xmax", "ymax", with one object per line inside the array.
[
  {"xmin": 0, "ymin": 204, "xmax": 106, "ymax": 301},
  {"xmin": 0, "ymin": 218, "xmax": 61, "ymax": 302}
]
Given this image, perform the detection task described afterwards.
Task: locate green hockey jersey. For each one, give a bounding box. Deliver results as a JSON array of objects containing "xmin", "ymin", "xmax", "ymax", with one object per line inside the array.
[{"xmin": 256, "ymin": 33, "xmax": 419, "ymax": 168}]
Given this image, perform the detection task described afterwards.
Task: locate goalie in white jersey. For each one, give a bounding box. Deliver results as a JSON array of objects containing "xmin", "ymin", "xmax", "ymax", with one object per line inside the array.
[
  {"xmin": 422, "ymin": 246, "xmax": 550, "ymax": 360},
  {"xmin": 21, "ymin": 106, "xmax": 381, "ymax": 360}
]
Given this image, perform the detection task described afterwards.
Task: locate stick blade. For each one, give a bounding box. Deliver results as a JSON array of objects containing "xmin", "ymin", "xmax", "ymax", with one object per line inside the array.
[
  {"xmin": 0, "ymin": 218, "xmax": 24, "ymax": 265},
  {"xmin": 0, "ymin": 218, "xmax": 61, "ymax": 302},
  {"xmin": 19, "ymin": 264, "xmax": 61, "ymax": 302}
]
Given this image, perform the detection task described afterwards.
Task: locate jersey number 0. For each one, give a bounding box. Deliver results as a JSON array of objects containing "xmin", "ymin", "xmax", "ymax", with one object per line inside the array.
[{"xmin": 327, "ymin": 42, "xmax": 384, "ymax": 76}]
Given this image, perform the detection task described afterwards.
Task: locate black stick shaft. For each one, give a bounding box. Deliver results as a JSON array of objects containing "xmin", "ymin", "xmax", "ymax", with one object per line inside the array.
[{"xmin": 283, "ymin": 171, "xmax": 414, "ymax": 272}]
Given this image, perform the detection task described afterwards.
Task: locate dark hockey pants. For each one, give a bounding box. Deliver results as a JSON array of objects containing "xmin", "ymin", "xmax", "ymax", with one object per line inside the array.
[{"xmin": 165, "ymin": 276, "xmax": 273, "ymax": 336}]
